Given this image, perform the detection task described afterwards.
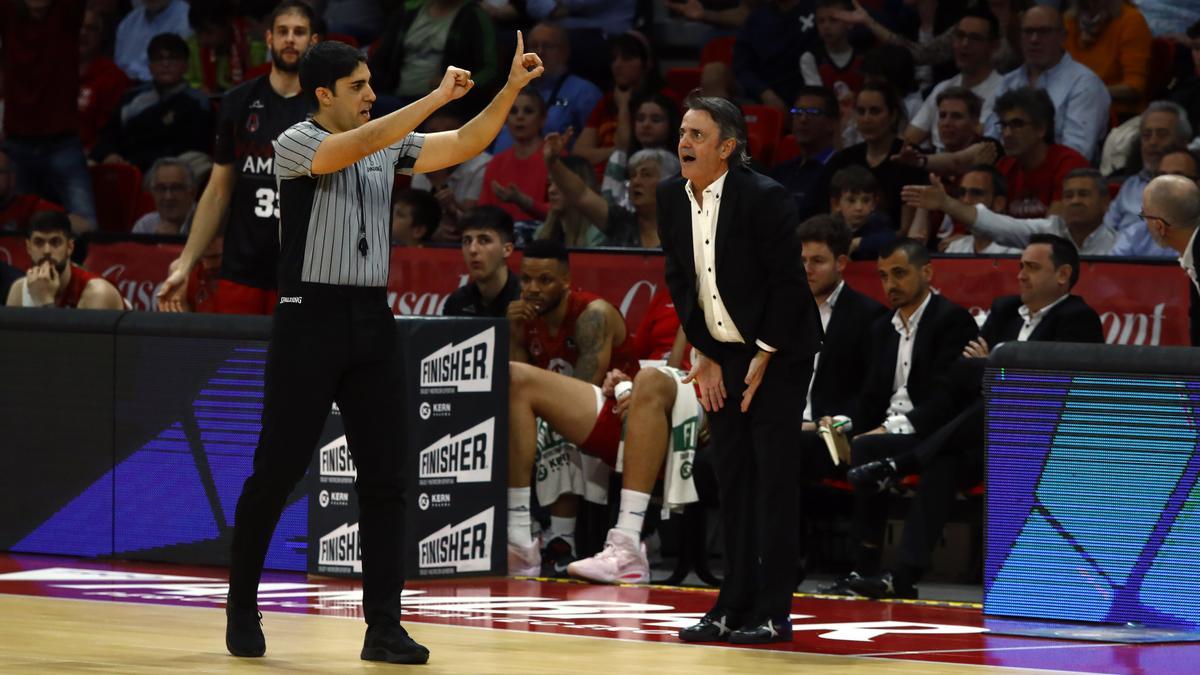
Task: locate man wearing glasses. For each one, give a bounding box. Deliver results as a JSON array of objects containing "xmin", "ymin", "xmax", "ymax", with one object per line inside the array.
[
  {"xmin": 905, "ymin": 7, "xmax": 1004, "ymax": 152},
  {"xmin": 769, "ymin": 86, "xmax": 838, "ymax": 210},
  {"xmin": 1141, "ymin": 175, "xmax": 1200, "ymax": 293},
  {"xmin": 983, "ymin": 5, "xmax": 1110, "ymax": 161}
]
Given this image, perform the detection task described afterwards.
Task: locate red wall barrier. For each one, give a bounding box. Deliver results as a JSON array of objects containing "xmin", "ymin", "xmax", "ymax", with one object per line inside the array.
[{"xmin": 0, "ymin": 234, "xmax": 1188, "ymax": 346}]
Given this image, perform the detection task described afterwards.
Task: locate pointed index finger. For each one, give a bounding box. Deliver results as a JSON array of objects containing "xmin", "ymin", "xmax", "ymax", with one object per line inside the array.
[{"xmin": 515, "ymin": 30, "xmax": 523, "ymax": 58}]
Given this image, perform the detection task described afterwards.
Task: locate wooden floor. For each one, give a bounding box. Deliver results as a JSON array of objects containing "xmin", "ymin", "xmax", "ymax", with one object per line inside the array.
[{"xmin": 2, "ymin": 594, "xmax": 1027, "ymax": 674}]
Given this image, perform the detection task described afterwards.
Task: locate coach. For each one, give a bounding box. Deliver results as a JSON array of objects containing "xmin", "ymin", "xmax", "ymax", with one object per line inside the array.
[
  {"xmin": 658, "ymin": 95, "xmax": 822, "ymax": 645},
  {"xmin": 224, "ymin": 38, "xmax": 543, "ymax": 664}
]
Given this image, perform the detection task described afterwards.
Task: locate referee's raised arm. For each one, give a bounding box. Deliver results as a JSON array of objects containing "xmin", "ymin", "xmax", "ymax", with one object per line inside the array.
[
  {"xmin": 303, "ymin": 31, "xmax": 544, "ymax": 177},
  {"xmin": 411, "ymin": 31, "xmax": 545, "ymax": 175}
]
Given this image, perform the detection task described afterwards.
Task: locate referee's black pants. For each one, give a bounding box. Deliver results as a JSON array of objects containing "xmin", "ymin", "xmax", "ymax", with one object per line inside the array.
[
  {"xmin": 707, "ymin": 347, "xmax": 809, "ymax": 624},
  {"xmin": 229, "ymin": 285, "xmax": 407, "ymax": 627}
]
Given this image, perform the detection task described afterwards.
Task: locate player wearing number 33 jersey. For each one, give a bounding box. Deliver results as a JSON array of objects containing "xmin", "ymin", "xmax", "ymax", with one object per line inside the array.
[
  {"xmin": 155, "ymin": 1, "xmax": 318, "ymax": 316},
  {"xmin": 212, "ymin": 75, "xmax": 310, "ymax": 310}
]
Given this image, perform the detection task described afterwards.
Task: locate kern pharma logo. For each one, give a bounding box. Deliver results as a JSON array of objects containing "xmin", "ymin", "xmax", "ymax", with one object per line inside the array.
[
  {"xmin": 418, "ymin": 507, "xmax": 493, "ymax": 574},
  {"xmin": 420, "ymin": 327, "xmax": 494, "ymax": 393},
  {"xmin": 319, "ymin": 522, "xmax": 361, "ymax": 573},
  {"xmin": 419, "ymin": 418, "xmax": 494, "ymax": 485}
]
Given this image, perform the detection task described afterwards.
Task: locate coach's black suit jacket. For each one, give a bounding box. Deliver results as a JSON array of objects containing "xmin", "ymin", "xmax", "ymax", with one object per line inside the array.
[
  {"xmin": 809, "ymin": 284, "xmax": 888, "ymax": 420},
  {"xmin": 656, "ymin": 165, "xmax": 822, "ymax": 625},
  {"xmin": 856, "ymin": 293, "xmax": 979, "ymax": 436},
  {"xmin": 657, "ymin": 166, "xmax": 823, "ymax": 367}
]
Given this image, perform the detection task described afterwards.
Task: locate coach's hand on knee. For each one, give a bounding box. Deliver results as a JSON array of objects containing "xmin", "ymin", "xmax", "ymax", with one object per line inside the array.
[{"xmin": 683, "ymin": 352, "xmax": 724, "ymax": 412}]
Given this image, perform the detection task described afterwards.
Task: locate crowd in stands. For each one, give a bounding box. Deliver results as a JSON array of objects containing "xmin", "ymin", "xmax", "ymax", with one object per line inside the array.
[{"xmin": 5, "ymin": 0, "xmax": 1200, "ymax": 597}]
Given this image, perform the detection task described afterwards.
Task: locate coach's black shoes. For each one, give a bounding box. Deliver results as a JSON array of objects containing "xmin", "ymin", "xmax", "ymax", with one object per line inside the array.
[
  {"xmin": 678, "ymin": 610, "xmax": 739, "ymax": 642},
  {"xmin": 225, "ymin": 603, "xmax": 266, "ymax": 657},
  {"xmin": 730, "ymin": 617, "xmax": 793, "ymax": 644},
  {"xmin": 361, "ymin": 623, "xmax": 430, "ymax": 664}
]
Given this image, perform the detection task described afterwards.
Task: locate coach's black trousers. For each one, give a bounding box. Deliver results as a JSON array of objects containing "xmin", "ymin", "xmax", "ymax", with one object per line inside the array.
[
  {"xmin": 707, "ymin": 346, "xmax": 809, "ymax": 624},
  {"xmin": 228, "ymin": 285, "xmax": 407, "ymax": 627}
]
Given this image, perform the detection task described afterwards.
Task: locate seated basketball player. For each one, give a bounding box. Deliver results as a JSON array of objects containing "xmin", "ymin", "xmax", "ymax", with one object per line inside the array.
[
  {"xmin": 506, "ymin": 238, "xmax": 641, "ymax": 575},
  {"xmin": 508, "ymin": 320, "xmax": 702, "ymax": 584}
]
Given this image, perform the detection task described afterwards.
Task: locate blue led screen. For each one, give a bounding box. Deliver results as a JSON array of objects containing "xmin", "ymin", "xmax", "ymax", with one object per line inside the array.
[{"xmin": 984, "ymin": 369, "xmax": 1200, "ymax": 629}]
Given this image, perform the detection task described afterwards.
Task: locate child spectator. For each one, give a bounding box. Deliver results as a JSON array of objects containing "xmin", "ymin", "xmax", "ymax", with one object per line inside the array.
[
  {"xmin": 801, "ymin": 0, "xmax": 865, "ymax": 96},
  {"xmin": 829, "ymin": 165, "xmax": 895, "ymax": 261}
]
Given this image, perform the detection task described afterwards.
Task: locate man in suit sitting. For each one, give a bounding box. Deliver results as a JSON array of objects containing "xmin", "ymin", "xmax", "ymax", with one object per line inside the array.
[
  {"xmin": 847, "ymin": 233, "xmax": 1104, "ymax": 598},
  {"xmin": 796, "ymin": 215, "xmax": 887, "ymax": 468},
  {"xmin": 794, "ymin": 215, "xmax": 888, "ymax": 578},
  {"xmin": 817, "ymin": 239, "xmax": 978, "ymax": 596}
]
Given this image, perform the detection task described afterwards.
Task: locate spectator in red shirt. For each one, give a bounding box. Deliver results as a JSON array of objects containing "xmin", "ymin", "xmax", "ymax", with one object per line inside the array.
[
  {"xmin": 572, "ymin": 32, "xmax": 668, "ymax": 171},
  {"xmin": 478, "ymin": 88, "xmax": 550, "ymax": 233},
  {"xmin": 0, "ymin": 149, "xmax": 66, "ymax": 234},
  {"xmin": 993, "ymin": 87, "xmax": 1089, "ymax": 218},
  {"xmin": 78, "ymin": 7, "xmax": 131, "ymax": 152},
  {"xmin": 0, "ymin": 0, "xmax": 97, "ymax": 230}
]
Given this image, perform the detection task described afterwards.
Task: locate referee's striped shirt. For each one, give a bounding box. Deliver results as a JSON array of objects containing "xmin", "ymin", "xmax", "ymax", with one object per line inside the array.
[{"xmin": 272, "ymin": 120, "xmax": 424, "ymax": 291}]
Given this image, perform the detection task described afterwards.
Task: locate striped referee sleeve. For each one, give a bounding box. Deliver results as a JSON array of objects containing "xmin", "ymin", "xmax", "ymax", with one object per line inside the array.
[
  {"xmin": 274, "ymin": 121, "xmax": 329, "ymax": 179},
  {"xmin": 387, "ymin": 132, "xmax": 425, "ymax": 176}
]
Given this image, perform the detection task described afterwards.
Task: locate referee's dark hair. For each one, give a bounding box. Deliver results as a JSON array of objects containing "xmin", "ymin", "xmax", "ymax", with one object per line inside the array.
[
  {"xmin": 1028, "ymin": 233, "xmax": 1081, "ymax": 289},
  {"xmin": 523, "ymin": 238, "xmax": 570, "ymax": 266},
  {"xmin": 460, "ymin": 205, "xmax": 515, "ymax": 243},
  {"xmin": 797, "ymin": 214, "xmax": 852, "ymax": 259},
  {"xmin": 300, "ymin": 41, "xmax": 366, "ymax": 109}
]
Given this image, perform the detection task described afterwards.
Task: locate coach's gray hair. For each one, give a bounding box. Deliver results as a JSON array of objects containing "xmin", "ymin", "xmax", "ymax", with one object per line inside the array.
[
  {"xmin": 144, "ymin": 156, "xmax": 196, "ymax": 192},
  {"xmin": 1142, "ymin": 100, "xmax": 1194, "ymax": 143},
  {"xmin": 682, "ymin": 93, "xmax": 750, "ymax": 167},
  {"xmin": 628, "ymin": 148, "xmax": 680, "ymax": 177}
]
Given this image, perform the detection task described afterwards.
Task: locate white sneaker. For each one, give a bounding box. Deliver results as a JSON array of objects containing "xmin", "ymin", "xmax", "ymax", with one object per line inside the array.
[
  {"xmin": 567, "ymin": 530, "xmax": 649, "ymax": 584},
  {"xmin": 507, "ymin": 537, "xmax": 541, "ymax": 577}
]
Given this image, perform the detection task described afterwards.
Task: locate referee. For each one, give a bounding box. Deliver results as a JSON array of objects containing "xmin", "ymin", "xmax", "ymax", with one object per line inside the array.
[{"xmin": 224, "ymin": 38, "xmax": 543, "ymax": 664}]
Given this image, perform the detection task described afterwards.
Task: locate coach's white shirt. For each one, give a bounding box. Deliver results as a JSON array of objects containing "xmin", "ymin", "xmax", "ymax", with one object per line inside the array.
[
  {"xmin": 1017, "ymin": 294, "xmax": 1068, "ymax": 342},
  {"xmin": 685, "ymin": 171, "xmax": 775, "ymax": 353}
]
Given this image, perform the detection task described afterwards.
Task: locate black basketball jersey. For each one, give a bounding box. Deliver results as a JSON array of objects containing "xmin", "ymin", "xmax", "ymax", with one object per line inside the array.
[{"xmin": 213, "ymin": 75, "xmax": 311, "ymax": 289}]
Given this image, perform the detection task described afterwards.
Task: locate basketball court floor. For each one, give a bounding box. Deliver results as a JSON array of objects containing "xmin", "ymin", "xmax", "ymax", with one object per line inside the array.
[{"xmin": 1, "ymin": 553, "xmax": 1194, "ymax": 673}]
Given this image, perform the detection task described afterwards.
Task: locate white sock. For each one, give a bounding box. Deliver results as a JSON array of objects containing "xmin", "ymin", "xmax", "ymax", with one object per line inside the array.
[
  {"xmin": 548, "ymin": 515, "xmax": 576, "ymax": 552},
  {"xmin": 507, "ymin": 487, "xmax": 533, "ymax": 547},
  {"xmin": 614, "ymin": 489, "xmax": 651, "ymax": 542}
]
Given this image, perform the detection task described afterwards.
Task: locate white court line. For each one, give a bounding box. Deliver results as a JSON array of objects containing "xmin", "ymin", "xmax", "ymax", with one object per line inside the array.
[{"xmin": 868, "ymin": 643, "xmax": 1126, "ymax": 657}]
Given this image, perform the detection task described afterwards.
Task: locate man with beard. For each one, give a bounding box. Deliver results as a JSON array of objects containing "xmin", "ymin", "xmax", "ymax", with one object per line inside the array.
[
  {"xmin": 157, "ymin": 1, "xmax": 318, "ymax": 315},
  {"xmin": 506, "ymin": 238, "xmax": 641, "ymax": 577},
  {"xmin": 5, "ymin": 211, "xmax": 122, "ymax": 309},
  {"xmin": 817, "ymin": 239, "xmax": 977, "ymax": 597}
]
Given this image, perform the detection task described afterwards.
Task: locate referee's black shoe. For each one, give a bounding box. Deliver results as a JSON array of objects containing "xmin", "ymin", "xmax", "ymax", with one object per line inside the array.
[
  {"xmin": 678, "ymin": 610, "xmax": 739, "ymax": 642},
  {"xmin": 225, "ymin": 603, "xmax": 265, "ymax": 657},
  {"xmin": 361, "ymin": 623, "xmax": 430, "ymax": 664}
]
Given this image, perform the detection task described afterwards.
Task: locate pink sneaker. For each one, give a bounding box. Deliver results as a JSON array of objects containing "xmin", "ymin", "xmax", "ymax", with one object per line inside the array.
[
  {"xmin": 567, "ymin": 530, "xmax": 649, "ymax": 584},
  {"xmin": 507, "ymin": 538, "xmax": 541, "ymax": 577}
]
